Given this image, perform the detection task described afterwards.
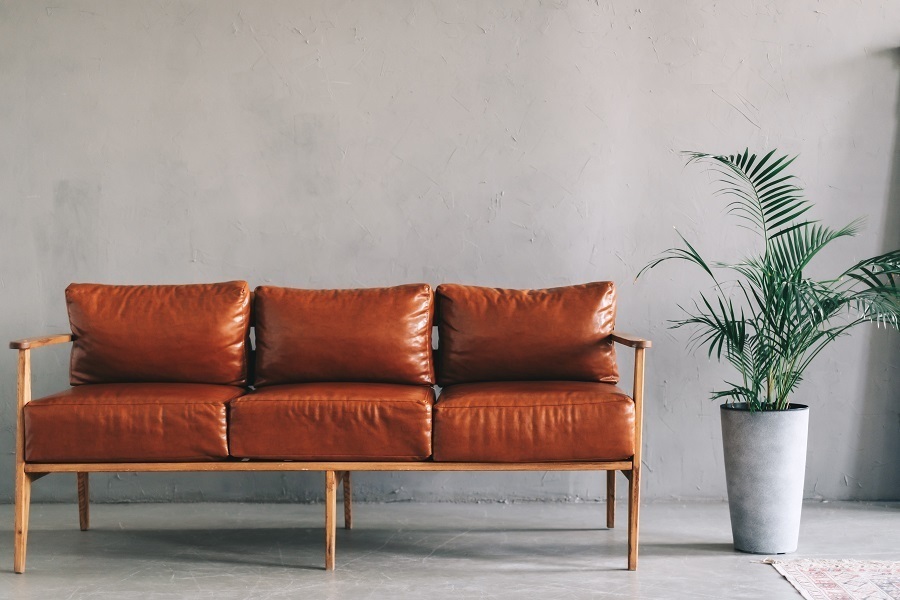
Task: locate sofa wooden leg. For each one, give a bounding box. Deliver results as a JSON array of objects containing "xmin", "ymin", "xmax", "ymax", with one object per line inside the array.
[
  {"xmin": 77, "ymin": 472, "xmax": 90, "ymax": 531},
  {"xmin": 14, "ymin": 469, "xmax": 33, "ymax": 574},
  {"xmin": 627, "ymin": 465, "xmax": 640, "ymax": 571},
  {"xmin": 325, "ymin": 470, "xmax": 337, "ymax": 571},
  {"xmin": 606, "ymin": 470, "xmax": 616, "ymax": 528},
  {"xmin": 343, "ymin": 472, "xmax": 352, "ymax": 530},
  {"xmin": 14, "ymin": 347, "xmax": 33, "ymax": 574}
]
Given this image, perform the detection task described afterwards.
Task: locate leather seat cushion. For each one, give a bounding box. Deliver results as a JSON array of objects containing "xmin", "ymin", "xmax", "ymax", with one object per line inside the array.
[
  {"xmin": 433, "ymin": 381, "xmax": 635, "ymax": 462},
  {"xmin": 67, "ymin": 281, "xmax": 252, "ymax": 386},
  {"xmin": 229, "ymin": 383, "xmax": 434, "ymax": 460},
  {"xmin": 253, "ymin": 285, "xmax": 435, "ymax": 386},
  {"xmin": 435, "ymin": 282, "xmax": 619, "ymax": 386},
  {"xmin": 24, "ymin": 383, "xmax": 241, "ymax": 462}
]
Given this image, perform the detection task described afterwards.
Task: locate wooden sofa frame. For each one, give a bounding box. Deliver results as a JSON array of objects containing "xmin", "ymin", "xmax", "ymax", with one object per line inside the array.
[{"xmin": 10, "ymin": 331, "xmax": 649, "ymax": 573}]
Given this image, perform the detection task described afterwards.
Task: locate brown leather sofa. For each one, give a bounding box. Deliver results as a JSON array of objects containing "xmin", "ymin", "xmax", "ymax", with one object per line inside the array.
[{"xmin": 10, "ymin": 280, "xmax": 650, "ymax": 573}]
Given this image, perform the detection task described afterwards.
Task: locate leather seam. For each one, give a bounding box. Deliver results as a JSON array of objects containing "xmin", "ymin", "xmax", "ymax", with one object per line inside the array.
[
  {"xmin": 235, "ymin": 393, "xmax": 433, "ymax": 404},
  {"xmin": 27, "ymin": 402, "xmax": 236, "ymax": 408},
  {"xmin": 29, "ymin": 457, "xmax": 230, "ymax": 463},
  {"xmin": 229, "ymin": 454, "xmax": 431, "ymax": 460},
  {"xmin": 435, "ymin": 399, "xmax": 633, "ymax": 409},
  {"xmin": 235, "ymin": 396, "xmax": 434, "ymax": 406},
  {"xmin": 257, "ymin": 379, "xmax": 434, "ymax": 386}
]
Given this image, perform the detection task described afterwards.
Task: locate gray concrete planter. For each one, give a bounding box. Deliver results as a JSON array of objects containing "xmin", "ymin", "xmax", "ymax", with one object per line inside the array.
[{"xmin": 720, "ymin": 403, "xmax": 809, "ymax": 554}]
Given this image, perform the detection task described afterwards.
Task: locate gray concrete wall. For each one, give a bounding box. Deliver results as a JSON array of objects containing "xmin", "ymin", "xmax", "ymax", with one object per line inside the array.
[{"xmin": 1, "ymin": 1, "xmax": 898, "ymax": 503}]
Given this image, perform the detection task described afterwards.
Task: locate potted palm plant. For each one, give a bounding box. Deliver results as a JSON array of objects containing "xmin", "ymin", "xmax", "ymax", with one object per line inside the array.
[{"xmin": 640, "ymin": 149, "xmax": 900, "ymax": 554}]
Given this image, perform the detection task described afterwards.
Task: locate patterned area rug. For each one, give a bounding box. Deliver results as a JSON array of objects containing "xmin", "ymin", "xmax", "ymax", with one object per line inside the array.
[{"xmin": 767, "ymin": 559, "xmax": 900, "ymax": 600}]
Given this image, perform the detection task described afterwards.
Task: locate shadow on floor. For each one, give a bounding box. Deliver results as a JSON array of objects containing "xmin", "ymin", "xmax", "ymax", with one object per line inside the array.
[
  {"xmin": 639, "ymin": 542, "xmax": 737, "ymax": 556},
  {"xmin": 27, "ymin": 525, "xmax": 630, "ymax": 571}
]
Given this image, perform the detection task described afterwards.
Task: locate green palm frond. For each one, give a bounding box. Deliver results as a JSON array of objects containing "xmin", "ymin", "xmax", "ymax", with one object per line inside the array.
[
  {"xmin": 768, "ymin": 220, "xmax": 863, "ymax": 279},
  {"xmin": 639, "ymin": 149, "xmax": 900, "ymax": 411},
  {"xmin": 636, "ymin": 230, "xmax": 718, "ymax": 284},
  {"xmin": 684, "ymin": 149, "xmax": 809, "ymax": 240}
]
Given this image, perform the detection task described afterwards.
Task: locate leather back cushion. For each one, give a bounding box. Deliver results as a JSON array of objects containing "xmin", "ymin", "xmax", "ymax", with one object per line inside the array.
[
  {"xmin": 436, "ymin": 282, "xmax": 618, "ymax": 386},
  {"xmin": 254, "ymin": 284, "xmax": 435, "ymax": 386},
  {"xmin": 67, "ymin": 281, "xmax": 251, "ymax": 386}
]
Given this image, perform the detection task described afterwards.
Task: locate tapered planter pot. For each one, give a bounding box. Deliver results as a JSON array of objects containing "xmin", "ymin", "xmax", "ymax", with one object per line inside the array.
[{"xmin": 720, "ymin": 403, "xmax": 809, "ymax": 554}]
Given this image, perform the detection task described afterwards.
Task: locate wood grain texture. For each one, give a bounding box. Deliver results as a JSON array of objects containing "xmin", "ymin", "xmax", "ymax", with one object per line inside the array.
[
  {"xmin": 13, "ymin": 472, "xmax": 31, "ymax": 574},
  {"xmin": 610, "ymin": 331, "xmax": 652, "ymax": 349},
  {"xmin": 606, "ymin": 470, "xmax": 615, "ymax": 529},
  {"xmin": 77, "ymin": 473, "xmax": 90, "ymax": 531},
  {"xmin": 9, "ymin": 334, "xmax": 73, "ymax": 350},
  {"xmin": 24, "ymin": 461, "xmax": 633, "ymax": 473},
  {"xmin": 325, "ymin": 470, "xmax": 337, "ymax": 571},
  {"xmin": 14, "ymin": 349, "xmax": 32, "ymax": 573},
  {"xmin": 628, "ymin": 465, "xmax": 641, "ymax": 571},
  {"xmin": 632, "ymin": 347, "xmax": 645, "ymax": 477},
  {"xmin": 627, "ymin": 346, "xmax": 646, "ymax": 571}
]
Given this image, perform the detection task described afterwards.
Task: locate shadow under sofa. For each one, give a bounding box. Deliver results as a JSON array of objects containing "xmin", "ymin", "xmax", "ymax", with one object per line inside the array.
[{"xmin": 10, "ymin": 280, "xmax": 650, "ymax": 573}]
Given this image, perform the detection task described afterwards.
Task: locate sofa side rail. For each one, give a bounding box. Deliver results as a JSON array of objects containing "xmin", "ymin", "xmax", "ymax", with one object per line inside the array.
[
  {"xmin": 609, "ymin": 329, "xmax": 649, "ymax": 570},
  {"xmin": 10, "ymin": 334, "xmax": 73, "ymax": 350},
  {"xmin": 10, "ymin": 333, "xmax": 74, "ymax": 572},
  {"xmin": 610, "ymin": 331, "xmax": 651, "ymax": 349}
]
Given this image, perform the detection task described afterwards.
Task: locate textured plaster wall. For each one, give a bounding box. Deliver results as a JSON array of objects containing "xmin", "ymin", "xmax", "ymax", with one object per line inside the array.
[{"xmin": 0, "ymin": 1, "xmax": 898, "ymax": 503}]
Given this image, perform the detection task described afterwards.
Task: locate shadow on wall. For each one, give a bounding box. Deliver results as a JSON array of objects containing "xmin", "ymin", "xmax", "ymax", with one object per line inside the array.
[{"xmin": 858, "ymin": 46, "xmax": 900, "ymax": 500}]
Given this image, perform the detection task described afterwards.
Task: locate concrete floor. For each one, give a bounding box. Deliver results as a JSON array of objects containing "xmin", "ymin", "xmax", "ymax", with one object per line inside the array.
[{"xmin": 0, "ymin": 500, "xmax": 896, "ymax": 599}]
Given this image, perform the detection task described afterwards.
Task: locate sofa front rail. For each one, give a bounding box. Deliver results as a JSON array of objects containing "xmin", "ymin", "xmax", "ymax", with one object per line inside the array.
[
  {"xmin": 11, "ymin": 331, "xmax": 648, "ymax": 573},
  {"xmin": 23, "ymin": 461, "xmax": 634, "ymax": 473}
]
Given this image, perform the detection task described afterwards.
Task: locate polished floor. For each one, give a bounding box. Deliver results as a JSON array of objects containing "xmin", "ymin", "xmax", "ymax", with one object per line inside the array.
[{"xmin": 0, "ymin": 500, "xmax": 896, "ymax": 599}]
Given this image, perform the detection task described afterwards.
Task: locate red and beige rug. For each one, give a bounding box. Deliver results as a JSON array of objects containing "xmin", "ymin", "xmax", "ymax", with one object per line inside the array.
[{"xmin": 767, "ymin": 559, "xmax": 900, "ymax": 600}]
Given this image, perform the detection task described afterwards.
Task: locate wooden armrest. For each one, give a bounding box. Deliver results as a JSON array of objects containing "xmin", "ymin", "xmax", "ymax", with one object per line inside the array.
[
  {"xmin": 9, "ymin": 334, "xmax": 73, "ymax": 350},
  {"xmin": 611, "ymin": 331, "xmax": 652, "ymax": 349}
]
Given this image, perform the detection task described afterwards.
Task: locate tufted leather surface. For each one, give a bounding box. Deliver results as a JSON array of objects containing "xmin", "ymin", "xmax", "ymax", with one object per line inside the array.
[
  {"xmin": 229, "ymin": 382, "xmax": 434, "ymax": 460},
  {"xmin": 253, "ymin": 284, "xmax": 435, "ymax": 386},
  {"xmin": 24, "ymin": 383, "xmax": 241, "ymax": 462},
  {"xmin": 432, "ymin": 381, "xmax": 634, "ymax": 462},
  {"xmin": 67, "ymin": 281, "xmax": 251, "ymax": 386},
  {"xmin": 435, "ymin": 282, "xmax": 619, "ymax": 386}
]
